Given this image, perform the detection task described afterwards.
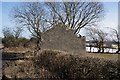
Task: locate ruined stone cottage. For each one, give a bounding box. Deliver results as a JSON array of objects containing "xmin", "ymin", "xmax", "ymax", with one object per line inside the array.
[{"xmin": 41, "ymin": 24, "xmax": 85, "ymax": 54}]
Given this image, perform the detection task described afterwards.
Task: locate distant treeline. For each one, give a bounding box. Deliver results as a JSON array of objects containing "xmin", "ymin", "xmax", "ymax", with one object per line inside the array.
[{"xmin": 2, "ymin": 37, "xmax": 37, "ymax": 48}]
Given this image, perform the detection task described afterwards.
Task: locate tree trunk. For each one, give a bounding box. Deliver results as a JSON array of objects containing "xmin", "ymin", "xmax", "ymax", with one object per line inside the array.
[
  {"xmin": 116, "ymin": 48, "xmax": 120, "ymax": 53},
  {"xmin": 36, "ymin": 38, "xmax": 41, "ymax": 51},
  {"xmin": 116, "ymin": 42, "xmax": 120, "ymax": 53},
  {"xmin": 90, "ymin": 45, "xmax": 92, "ymax": 53},
  {"xmin": 98, "ymin": 48, "xmax": 101, "ymax": 53},
  {"xmin": 97, "ymin": 43, "xmax": 101, "ymax": 53},
  {"xmin": 101, "ymin": 41, "xmax": 104, "ymax": 53},
  {"xmin": 101, "ymin": 47, "xmax": 104, "ymax": 53}
]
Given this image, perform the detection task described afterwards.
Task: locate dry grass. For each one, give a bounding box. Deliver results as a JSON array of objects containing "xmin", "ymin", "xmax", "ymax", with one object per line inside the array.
[
  {"xmin": 85, "ymin": 53, "xmax": 119, "ymax": 61},
  {"xmin": 4, "ymin": 60, "xmax": 35, "ymax": 78},
  {"xmin": 3, "ymin": 59, "xmax": 59, "ymax": 79},
  {"xmin": 3, "ymin": 50, "xmax": 120, "ymax": 79},
  {"xmin": 3, "ymin": 47, "xmax": 31, "ymax": 53}
]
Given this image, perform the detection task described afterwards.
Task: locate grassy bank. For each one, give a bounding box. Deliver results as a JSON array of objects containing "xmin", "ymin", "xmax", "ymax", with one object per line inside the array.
[{"xmin": 85, "ymin": 53, "xmax": 119, "ymax": 61}]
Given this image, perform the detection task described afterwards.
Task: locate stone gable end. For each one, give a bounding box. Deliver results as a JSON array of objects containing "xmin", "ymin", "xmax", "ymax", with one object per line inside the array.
[{"xmin": 41, "ymin": 24, "xmax": 85, "ymax": 54}]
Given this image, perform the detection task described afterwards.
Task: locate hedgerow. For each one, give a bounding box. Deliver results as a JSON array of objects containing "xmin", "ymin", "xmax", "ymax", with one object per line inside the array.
[{"xmin": 34, "ymin": 50, "xmax": 120, "ymax": 80}]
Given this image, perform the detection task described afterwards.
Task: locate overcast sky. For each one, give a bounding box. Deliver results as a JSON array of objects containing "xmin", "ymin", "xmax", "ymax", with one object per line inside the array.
[{"xmin": 0, "ymin": 1, "xmax": 119, "ymax": 38}]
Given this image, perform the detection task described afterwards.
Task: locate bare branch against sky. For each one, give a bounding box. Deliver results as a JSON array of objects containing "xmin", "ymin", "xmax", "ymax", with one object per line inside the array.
[{"xmin": 0, "ymin": 1, "xmax": 118, "ymax": 38}]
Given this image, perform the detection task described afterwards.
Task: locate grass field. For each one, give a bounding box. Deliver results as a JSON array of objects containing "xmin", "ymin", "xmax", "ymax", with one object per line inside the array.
[
  {"xmin": 3, "ymin": 47, "xmax": 119, "ymax": 61},
  {"xmin": 86, "ymin": 52, "xmax": 119, "ymax": 61}
]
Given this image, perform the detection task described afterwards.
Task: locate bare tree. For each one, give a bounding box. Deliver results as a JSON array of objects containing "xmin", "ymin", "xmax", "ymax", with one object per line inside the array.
[
  {"xmin": 13, "ymin": 26, "xmax": 23, "ymax": 39},
  {"xmin": 85, "ymin": 27, "xmax": 107, "ymax": 53},
  {"xmin": 2, "ymin": 27, "xmax": 14, "ymax": 38},
  {"xmin": 109, "ymin": 27, "xmax": 120, "ymax": 53},
  {"xmin": 45, "ymin": 2, "xmax": 104, "ymax": 34},
  {"xmin": 13, "ymin": 2, "xmax": 46, "ymax": 50},
  {"xmin": 13, "ymin": 2, "xmax": 104, "ymax": 49},
  {"xmin": 2, "ymin": 27, "xmax": 14, "ymax": 47}
]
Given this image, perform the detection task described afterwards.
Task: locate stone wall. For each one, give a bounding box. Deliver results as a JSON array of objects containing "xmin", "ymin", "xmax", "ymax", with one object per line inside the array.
[{"xmin": 41, "ymin": 24, "xmax": 85, "ymax": 54}]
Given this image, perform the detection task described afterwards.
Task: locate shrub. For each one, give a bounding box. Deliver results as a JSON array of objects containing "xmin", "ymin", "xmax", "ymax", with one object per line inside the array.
[
  {"xmin": 2, "ymin": 37, "xmax": 30, "ymax": 48},
  {"xmin": 34, "ymin": 50, "xmax": 120, "ymax": 80}
]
